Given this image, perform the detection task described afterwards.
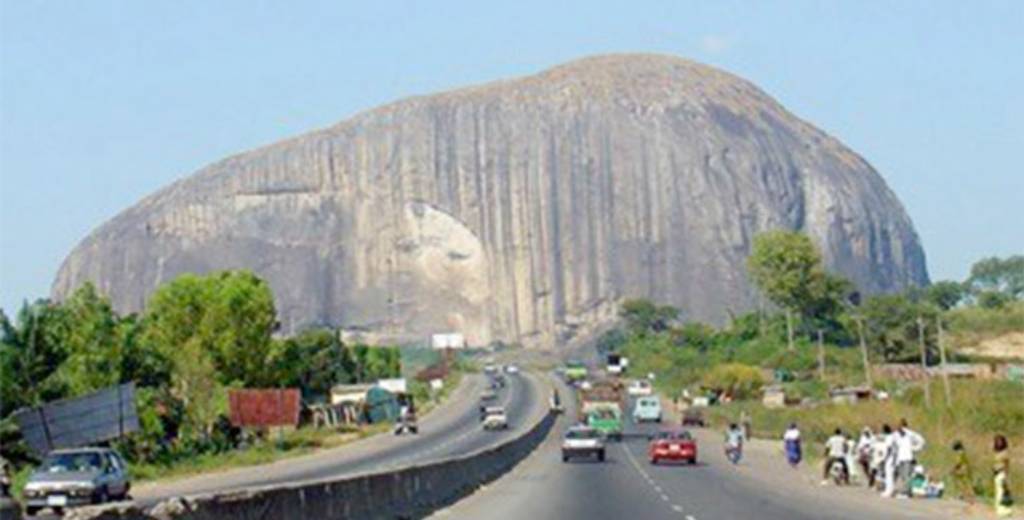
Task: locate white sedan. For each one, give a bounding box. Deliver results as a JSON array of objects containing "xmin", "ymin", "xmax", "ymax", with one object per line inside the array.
[{"xmin": 482, "ymin": 406, "xmax": 509, "ymax": 430}]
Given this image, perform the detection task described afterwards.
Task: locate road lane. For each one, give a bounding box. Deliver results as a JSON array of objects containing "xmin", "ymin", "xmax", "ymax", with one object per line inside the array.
[
  {"xmin": 435, "ymin": 387, "xmax": 971, "ymax": 520},
  {"xmin": 131, "ymin": 371, "xmax": 542, "ymax": 505}
]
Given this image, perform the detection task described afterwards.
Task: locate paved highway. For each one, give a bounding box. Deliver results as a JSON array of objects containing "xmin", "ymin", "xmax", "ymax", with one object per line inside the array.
[
  {"xmin": 129, "ymin": 371, "xmax": 545, "ymax": 506},
  {"xmin": 434, "ymin": 382, "xmax": 973, "ymax": 520}
]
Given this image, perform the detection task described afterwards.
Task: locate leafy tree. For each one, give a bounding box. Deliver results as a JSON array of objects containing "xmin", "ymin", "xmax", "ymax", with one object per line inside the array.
[
  {"xmin": 747, "ymin": 231, "xmax": 847, "ymax": 349},
  {"xmin": 701, "ymin": 363, "xmax": 765, "ymax": 400},
  {"xmin": 52, "ymin": 283, "xmax": 122, "ymax": 396},
  {"xmin": 924, "ymin": 280, "xmax": 966, "ymax": 310},
  {"xmin": 272, "ymin": 329, "xmax": 355, "ymax": 399},
  {"xmin": 142, "ymin": 271, "xmax": 278, "ymax": 387},
  {"xmin": 619, "ymin": 299, "xmax": 679, "ymax": 335},
  {"xmin": 977, "ymin": 290, "xmax": 1013, "ymax": 310},
  {"xmin": 857, "ymin": 294, "xmax": 939, "ymax": 363},
  {"xmin": 967, "ymin": 255, "xmax": 1024, "ymax": 299},
  {"xmin": 0, "ymin": 301, "xmax": 70, "ymax": 416}
]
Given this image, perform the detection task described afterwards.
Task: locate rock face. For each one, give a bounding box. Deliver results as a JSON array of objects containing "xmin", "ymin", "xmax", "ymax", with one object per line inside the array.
[{"xmin": 52, "ymin": 54, "xmax": 928, "ymax": 348}]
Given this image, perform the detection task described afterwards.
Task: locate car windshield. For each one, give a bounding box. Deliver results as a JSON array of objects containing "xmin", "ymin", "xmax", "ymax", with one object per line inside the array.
[
  {"xmin": 640, "ymin": 399, "xmax": 658, "ymax": 407},
  {"xmin": 591, "ymin": 409, "xmax": 617, "ymax": 420},
  {"xmin": 567, "ymin": 429, "xmax": 598, "ymax": 440},
  {"xmin": 40, "ymin": 452, "xmax": 103, "ymax": 473},
  {"xmin": 657, "ymin": 431, "xmax": 692, "ymax": 441}
]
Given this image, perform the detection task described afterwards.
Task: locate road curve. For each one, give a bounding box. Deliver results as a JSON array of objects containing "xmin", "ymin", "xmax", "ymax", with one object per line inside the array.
[
  {"xmin": 130, "ymin": 371, "xmax": 545, "ymax": 506},
  {"xmin": 433, "ymin": 385, "xmax": 971, "ymax": 520}
]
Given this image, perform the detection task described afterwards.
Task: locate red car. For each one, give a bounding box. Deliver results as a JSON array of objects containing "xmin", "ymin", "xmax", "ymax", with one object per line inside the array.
[{"xmin": 648, "ymin": 428, "xmax": 698, "ymax": 465}]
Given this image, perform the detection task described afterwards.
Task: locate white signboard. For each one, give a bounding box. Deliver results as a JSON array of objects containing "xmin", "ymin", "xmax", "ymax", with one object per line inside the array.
[
  {"xmin": 377, "ymin": 378, "xmax": 408, "ymax": 394},
  {"xmin": 431, "ymin": 333, "xmax": 466, "ymax": 350}
]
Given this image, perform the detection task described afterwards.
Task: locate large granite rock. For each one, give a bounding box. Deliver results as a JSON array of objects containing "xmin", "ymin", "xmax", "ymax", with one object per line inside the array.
[{"xmin": 52, "ymin": 54, "xmax": 928, "ymax": 348}]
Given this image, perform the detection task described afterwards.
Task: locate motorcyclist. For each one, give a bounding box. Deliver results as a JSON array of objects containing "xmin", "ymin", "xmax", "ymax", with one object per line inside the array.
[
  {"xmin": 822, "ymin": 428, "xmax": 850, "ymax": 485},
  {"xmin": 724, "ymin": 423, "xmax": 745, "ymax": 464}
]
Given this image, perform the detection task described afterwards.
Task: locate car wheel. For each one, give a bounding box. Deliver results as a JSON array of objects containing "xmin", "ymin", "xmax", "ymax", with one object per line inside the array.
[
  {"xmin": 688, "ymin": 458, "xmax": 697, "ymax": 465},
  {"xmin": 24, "ymin": 506, "xmax": 40, "ymax": 517},
  {"xmin": 650, "ymin": 457, "xmax": 658, "ymax": 465},
  {"xmin": 562, "ymin": 453, "xmax": 569, "ymax": 462},
  {"xmin": 597, "ymin": 450, "xmax": 606, "ymax": 462},
  {"xmin": 94, "ymin": 486, "xmax": 110, "ymax": 504}
]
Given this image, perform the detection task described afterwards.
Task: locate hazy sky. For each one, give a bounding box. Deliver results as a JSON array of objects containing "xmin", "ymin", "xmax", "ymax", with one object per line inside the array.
[{"xmin": 2, "ymin": 1, "xmax": 1022, "ymax": 314}]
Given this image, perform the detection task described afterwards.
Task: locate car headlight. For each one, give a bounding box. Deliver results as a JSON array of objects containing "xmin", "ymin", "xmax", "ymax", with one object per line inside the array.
[{"xmin": 72, "ymin": 483, "xmax": 96, "ymax": 496}]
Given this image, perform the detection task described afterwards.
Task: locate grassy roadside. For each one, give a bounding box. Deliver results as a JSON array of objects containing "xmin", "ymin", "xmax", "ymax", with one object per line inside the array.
[{"xmin": 704, "ymin": 379, "xmax": 1024, "ymax": 501}]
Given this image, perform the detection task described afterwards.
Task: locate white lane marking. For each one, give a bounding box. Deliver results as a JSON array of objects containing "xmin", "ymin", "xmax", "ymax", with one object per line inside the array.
[{"xmin": 620, "ymin": 438, "xmax": 692, "ymax": 517}]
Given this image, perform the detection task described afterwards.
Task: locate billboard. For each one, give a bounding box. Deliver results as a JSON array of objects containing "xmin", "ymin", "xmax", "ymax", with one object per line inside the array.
[
  {"xmin": 14, "ymin": 382, "xmax": 139, "ymax": 456},
  {"xmin": 228, "ymin": 388, "xmax": 301, "ymax": 428},
  {"xmin": 431, "ymin": 333, "xmax": 466, "ymax": 349}
]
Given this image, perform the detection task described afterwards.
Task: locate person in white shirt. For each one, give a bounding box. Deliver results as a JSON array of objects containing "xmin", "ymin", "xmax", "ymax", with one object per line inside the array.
[
  {"xmin": 856, "ymin": 427, "xmax": 876, "ymax": 487},
  {"xmin": 880, "ymin": 424, "xmax": 899, "ymax": 497},
  {"xmin": 896, "ymin": 419, "xmax": 926, "ymax": 497},
  {"xmin": 822, "ymin": 428, "xmax": 850, "ymax": 485},
  {"xmin": 783, "ymin": 423, "xmax": 802, "ymax": 467}
]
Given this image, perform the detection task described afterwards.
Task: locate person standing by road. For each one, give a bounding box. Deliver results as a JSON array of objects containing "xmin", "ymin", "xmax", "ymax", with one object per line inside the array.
[
  {"xmin": 822, "ymin": 428, "xmax": 850, "ymax": 485},
  {"xmin": 895, "ymin": 420, "xmax": 926, "ymax": 498},
  {"xmin": 950, "ymin": 440, "xmax": 975, "ymax": 504},
  {"xmin": 993, "ymin": 434, "xmax": 1014, "ymax": 518},
  {"xmin": 783, "ymin": 423, "xmax": 802, "ymax": 468},
  {"xmin": 880, "ymin": 424, "xmax": 899, "ymax": 497}
]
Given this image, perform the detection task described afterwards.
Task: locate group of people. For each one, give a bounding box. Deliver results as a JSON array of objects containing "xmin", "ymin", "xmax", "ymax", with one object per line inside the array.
[{"xmin": 780, "ymin": 421, "xmax": 1015, "ymax": 517}]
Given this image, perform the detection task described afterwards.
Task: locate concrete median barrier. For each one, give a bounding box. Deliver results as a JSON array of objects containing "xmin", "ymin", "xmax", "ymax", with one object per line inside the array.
[{"xmin": 66, "ymin": 411, "xmax": 557, "ymax": 520}]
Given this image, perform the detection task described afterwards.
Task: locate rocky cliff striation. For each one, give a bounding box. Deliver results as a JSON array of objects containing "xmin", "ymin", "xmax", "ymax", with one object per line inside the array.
[{"xmin": 53, "ymin": 54, "xmax": 928, "ymax": 348}]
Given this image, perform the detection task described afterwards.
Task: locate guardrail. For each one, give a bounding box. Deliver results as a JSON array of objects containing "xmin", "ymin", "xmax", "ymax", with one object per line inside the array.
[{"xmin": 66, "ymin": 410, "xmax": 558, "ymax": 520}]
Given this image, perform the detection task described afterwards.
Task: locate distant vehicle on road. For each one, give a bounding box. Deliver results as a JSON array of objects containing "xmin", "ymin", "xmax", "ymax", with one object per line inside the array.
[
  {"xmin": 648, "ymin": 429, "xmax": 697, "ymax": 465},
  {"xmin": 484, "ymin": 364, "xmax": 499, "ymax": 375},
  {"xmin": 482, "ymin": 406, "xmax": 509, "ymax": 430},
  {"xmin": 627, "ymin": 380, "xmax": 652, "ymax": 397},
  {"xmin": 681, "ymin": 408, "xmax": 706, "ymax": 427},
  {"xmin": 561, "ymin": 426, "xmax": 605, "ymax": 462},
  {"xmin": 564, "ymin": 360, "xmax": 588, "ymax": 383},
  {"xmin": 503, "ymin": 364, "xmax": 520, "ymax": 374},
  {"xmin": 606, "ymin": 354, "xmax": 628, "ymax": 375},
  {"xmin": 580, "ymin": 380, "xmax": 624, "ymax": 441},
  {"xmin": 632, "ymin": 396, "xmax": 662, "ymax": 423},
  {"xmin": 22, "ymin": 447, "xmax": 130, "ymax": 516}
]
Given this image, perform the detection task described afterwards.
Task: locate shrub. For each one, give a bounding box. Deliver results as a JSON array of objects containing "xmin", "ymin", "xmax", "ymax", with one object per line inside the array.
[{"xmin": 701, "ymin": 363, "xmax": 765, "ymax": 400}]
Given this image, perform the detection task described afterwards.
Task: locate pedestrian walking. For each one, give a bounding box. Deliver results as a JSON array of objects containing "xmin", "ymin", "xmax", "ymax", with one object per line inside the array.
[
  {"xmin": 994, "ymin": 434, "xmax": 1014, "ymax": 518},
  {"xmin": 950, "ymin": 440, "xmax": 975, "ymax": 504},
  {"xmin": 894, "ymin": 428, "xmax": 917, "ymax": 497},
  {"xmin": 783, "ymin": 423, "xmax": 802, "ymax": 468},
  {"xmin": 856, "ymin": 427, "xmax": 876, "ymax": 487}
]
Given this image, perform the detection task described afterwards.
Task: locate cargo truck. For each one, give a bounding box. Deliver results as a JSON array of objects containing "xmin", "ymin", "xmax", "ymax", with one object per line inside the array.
[{"xmin": 579, "ymin": 380, "xmax": 624, "ymax": 441}]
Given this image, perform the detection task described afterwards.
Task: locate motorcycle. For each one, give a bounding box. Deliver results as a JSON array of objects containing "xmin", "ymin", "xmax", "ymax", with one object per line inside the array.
[
  {"xmin": 725, "ymin": 444, "xmax": 743, "ymax": 464},
  {"xmin": 828, "ymin": 458, "xmax": 849, "ymax": 486}
]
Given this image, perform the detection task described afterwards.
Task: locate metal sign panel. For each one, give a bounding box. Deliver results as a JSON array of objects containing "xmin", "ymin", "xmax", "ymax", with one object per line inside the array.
[
  {"xmin": 14, "ymin": 382, "xmax": 140, "ymax": 456},
  {"xmin": 228, "ymin": 389, "xmax": 301, "ymax": 427}
]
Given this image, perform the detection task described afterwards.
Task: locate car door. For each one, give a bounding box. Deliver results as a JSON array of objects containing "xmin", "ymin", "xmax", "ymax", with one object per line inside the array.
[{"xmin": 104, "ymin": 453, "xmax": 126, "ymax": 497}]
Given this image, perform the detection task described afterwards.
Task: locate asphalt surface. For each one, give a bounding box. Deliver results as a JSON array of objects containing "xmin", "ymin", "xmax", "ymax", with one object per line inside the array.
[
  {"xmin": 433, "ymin": 385, "xmax": 972, "ymax": 520},
  {"xmin": 131, "ymin": 371, "xmax": 543, "ymax": 504}
]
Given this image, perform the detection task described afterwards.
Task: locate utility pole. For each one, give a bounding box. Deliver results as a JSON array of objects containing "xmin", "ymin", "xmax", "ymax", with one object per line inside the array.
[
  {"xmin": 917, "ymin": 317, "xmax": 931, "ymax": 408},
  {"xmin": 817, "ymin": 329, "xmax": 826, "ymax": 381},
  {"xmin": 857, "ymin": 317, "xmax": 873, "ymax": 388},
  {"xmin": 936, "ymin": 316, "xmax": 952, "ymax": 407}
]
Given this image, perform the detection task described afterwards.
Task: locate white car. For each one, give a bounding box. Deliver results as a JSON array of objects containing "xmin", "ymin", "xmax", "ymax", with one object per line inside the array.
[
  {"xmin": 504, "ymin": 364, "xmax": 520, "ymax": 374},
  {"xmin": 482, "ymin": 406, "xmax": 509, "ymax": 430},
  {"xmin": 561, "ymin": 426, "xmax": 605, "ymax": 462},
  {"xmin": 627, "ymin": 380, "xmax": 653, "ymax": 397}
]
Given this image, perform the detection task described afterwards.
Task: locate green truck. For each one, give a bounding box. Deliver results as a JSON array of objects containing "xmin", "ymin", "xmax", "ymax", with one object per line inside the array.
[{"xmin": 580, "ymin": 381, "xmax": 624, "ymax": 441}]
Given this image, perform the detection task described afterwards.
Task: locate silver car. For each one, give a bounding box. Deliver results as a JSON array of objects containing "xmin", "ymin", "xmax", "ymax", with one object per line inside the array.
[{"xmin": 22, "ymin": 447, "xmax": 130, "ymax": 516}]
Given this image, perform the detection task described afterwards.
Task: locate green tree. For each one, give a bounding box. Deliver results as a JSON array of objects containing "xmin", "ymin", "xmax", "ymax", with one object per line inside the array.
[
  {"xmin": 619, "ymin": 299, "xmax": 679, "ymax": 335},
  {"xmin": 747, "ymin": 231, "xmax": 846, "ymax": 350},
  {"xmin": 0, "ymin": 301, "xmax": 69, "ymax": 416},
  {"xmin": 857, "ymin": 294, "xmax": 939, "ymax": 363},
  {"xmin": 52, "ymin": 283, "xmax": 123, "ymax": 396},
  {"xmin": 977, "ymin": 290, "xmax": 1012, "ymax": 310},
  {"xmin": 924, "ymin": 280, "xmax": 966, "ymax": 310},
  {"xmin": 142, "ymin": 271, "xmax": 278, "ymax": 387},
  {"xmin": 967, "ymin": 255, "xmax": 1024, "ymax": 300},
  {"xmin": 272, "ymin": 329, "xmax": 355, "ymax": 399}
]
